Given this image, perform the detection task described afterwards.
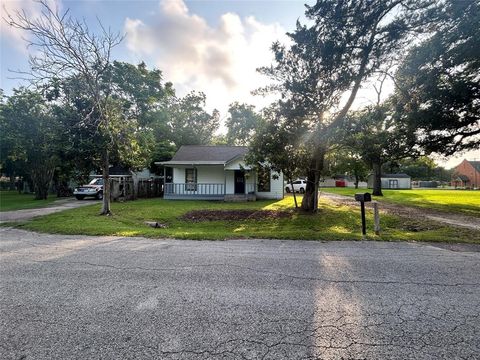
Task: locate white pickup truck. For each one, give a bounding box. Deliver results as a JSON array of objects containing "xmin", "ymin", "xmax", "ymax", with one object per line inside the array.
[{"xmin": 73, "ymin": 178, "xmax": 104, "ymax": 200}]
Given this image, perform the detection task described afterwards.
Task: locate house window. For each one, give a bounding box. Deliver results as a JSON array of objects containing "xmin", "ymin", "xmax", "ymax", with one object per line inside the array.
[
  {"xmin": 257, "ymin": 167, "xmax": 271, "ymax": 192},
  {"xmin": 185, "ymin": 168, "xmax": 197, "ymax": 191}
]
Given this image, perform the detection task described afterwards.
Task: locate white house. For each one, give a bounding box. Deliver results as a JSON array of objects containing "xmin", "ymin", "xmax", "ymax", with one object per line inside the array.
[
  {"xmin": 367, "ymin": 173, "xmax": 412, "ymax": 189},
  {"xmin": 156, "ymin": 145, "xmax": 284, "ymax": 201}
]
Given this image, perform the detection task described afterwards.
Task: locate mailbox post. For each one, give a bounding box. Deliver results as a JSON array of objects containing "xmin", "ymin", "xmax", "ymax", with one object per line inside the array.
[{"xmin": 354, "ymin": 192, "xmax": 372, "ymax": 238}]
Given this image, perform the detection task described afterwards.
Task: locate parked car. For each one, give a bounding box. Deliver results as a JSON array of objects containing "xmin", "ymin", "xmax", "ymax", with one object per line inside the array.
[
  {"xmin": 285, "ymin": 179, "xmax": 307, "ymax": 193},
  {"xmin": 73, "ymin": 178, "xmax": 104, "ymax": 200}
]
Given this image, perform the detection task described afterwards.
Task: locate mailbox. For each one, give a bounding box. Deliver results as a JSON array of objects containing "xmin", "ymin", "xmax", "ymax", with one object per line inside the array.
[
  {"xmin": 355, "ymin": 193, "xmax": 372, "ymax": 202},
  {"xmin": 355, "ymin": 192, "xmax": 372, "ymax": 238}
]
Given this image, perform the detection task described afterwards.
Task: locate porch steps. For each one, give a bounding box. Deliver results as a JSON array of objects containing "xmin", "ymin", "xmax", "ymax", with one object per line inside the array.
[{"xmin": 224, "ymin": 194, "xmax": 256, "ymax": 202}]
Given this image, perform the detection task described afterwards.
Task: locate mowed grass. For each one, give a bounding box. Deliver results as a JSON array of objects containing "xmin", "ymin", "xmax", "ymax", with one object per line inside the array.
[
  {"xmin": 18, "ymin": 195, "xmax": 479, "ymax": 243},
  {"xmin": 0, "ymin": 190, "xmax": 57, "ymax": 212},
  {"xmin": 320, "ymin": 188, "xmax": 480, "ymax": 217}
]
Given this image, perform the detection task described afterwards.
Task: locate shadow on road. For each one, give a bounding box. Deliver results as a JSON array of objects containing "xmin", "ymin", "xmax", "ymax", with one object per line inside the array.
[{"xmin": 1, "ymin": 228, "xmax": 479, "ymax": 358}]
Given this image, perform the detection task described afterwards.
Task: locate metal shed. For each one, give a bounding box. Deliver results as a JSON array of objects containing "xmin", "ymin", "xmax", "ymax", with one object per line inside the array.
[{"xmin": 367, "ymin": 173, "xmax": 411, "ymax": 189}]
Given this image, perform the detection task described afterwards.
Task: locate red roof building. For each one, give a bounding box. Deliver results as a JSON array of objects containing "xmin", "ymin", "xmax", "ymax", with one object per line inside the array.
[{"xmin": 451, "ymin": 159, "xmax": 480, "ymax": 189}]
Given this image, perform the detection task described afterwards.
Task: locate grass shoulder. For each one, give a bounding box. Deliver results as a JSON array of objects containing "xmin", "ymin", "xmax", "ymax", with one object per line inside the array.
[
  {"xmin": 320, "ymin": 188, "xmax": 480, "ymax": 217},
  {"xmin": 16, "ymin": 196, "xmax": 480, "ymax": 243},
  {"xmin": 0, "ymin": 191, "xmax": 57, "ymax": 212}
]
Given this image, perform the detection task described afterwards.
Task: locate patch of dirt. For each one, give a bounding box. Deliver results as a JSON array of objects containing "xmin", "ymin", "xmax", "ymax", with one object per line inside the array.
[
  {"xmin": 400, "ymin": 219, "xmax": 435, "ymax": 232},
  {"xmin": 180, "ymin": 209, "xmax": 292, "ymax": 222}
]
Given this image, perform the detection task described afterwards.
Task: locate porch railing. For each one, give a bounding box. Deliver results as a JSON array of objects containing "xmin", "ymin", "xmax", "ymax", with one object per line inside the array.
[{"xmin": 164, "ymin": 183, "xmax": 225, "ymax": 197}]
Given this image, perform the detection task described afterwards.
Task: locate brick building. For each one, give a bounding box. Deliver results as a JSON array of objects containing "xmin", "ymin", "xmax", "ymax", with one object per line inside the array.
[{"xmin": 451, "ymin": 159, "xmax": 480, "ymax": 189}]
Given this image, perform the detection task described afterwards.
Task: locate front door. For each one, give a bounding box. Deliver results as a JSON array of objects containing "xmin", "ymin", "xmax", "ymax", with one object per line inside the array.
[
  {"xmin": 234, "ymin": 170, "xmax": 245, "ymax": 194},
  {"xmin": 388, "ymin": 179, "xmax": 399, "ymax": 189}
]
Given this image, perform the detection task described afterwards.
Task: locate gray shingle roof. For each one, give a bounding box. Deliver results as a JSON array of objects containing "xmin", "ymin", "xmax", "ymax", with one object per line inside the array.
[
  {"xmin": 170, "ymin": 145, "xmax": 248, "ymax": 163},
  {"xmin": 468, "ymin": 160, "xmax": 480, "ymax": 173}
]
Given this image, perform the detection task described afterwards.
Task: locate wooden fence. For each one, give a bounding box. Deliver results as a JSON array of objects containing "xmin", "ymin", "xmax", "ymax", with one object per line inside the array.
[{"xmin": 136, "ymin": 178, "xmax": 163, "ymax": 198}]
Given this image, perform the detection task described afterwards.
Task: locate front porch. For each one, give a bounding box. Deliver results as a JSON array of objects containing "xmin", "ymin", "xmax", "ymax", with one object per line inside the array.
[{"xmin": 164, "ymin": 182, "xmax": 256, "ymax": 200}]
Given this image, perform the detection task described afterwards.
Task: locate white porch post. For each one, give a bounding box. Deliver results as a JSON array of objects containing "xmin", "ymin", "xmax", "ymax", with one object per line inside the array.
[
  {"xmin": 224, "ymin": 168, "xmax": 227, "ymax": 195},
  {"xmin": 163, "ymin": 166, "xmax": 166, "ymax": 195}
]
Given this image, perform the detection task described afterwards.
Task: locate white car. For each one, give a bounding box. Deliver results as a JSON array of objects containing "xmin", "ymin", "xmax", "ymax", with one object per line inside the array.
[
  {"xmin": 73, "ymin": 178, "xmax": 104, "ymax": 200},
  {"xmin": 285, "ymin": 179, "xmax": 307, "ymax": 193}
]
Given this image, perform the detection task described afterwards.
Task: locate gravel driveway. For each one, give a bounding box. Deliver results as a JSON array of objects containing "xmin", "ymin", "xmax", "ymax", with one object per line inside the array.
[
  {"xmin": 1, "ymin": 228, "xmax": 479, "ymax": 359},
  {"xmin": 321, "ymin": 192, "xmax": 480, "ymax": 231}
]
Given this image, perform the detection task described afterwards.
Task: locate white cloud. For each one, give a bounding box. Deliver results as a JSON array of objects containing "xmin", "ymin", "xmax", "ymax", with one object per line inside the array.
[
  {"xmin": 1, "ymin": 0, "xmax": 61, "ymax": 53},
  {"xmin": 124, "ymin": 0, "xmax": 287, "ymax": 120},
  {"xmin": 435, "ymin": 149, "xmax": 480, "ymax": 169}
]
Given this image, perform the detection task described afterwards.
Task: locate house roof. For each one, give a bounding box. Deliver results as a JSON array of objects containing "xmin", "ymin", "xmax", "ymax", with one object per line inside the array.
[
  {"xmin": 454, "ymin": 174, "xmax": 470, "ymax": 181},
  {"xmin": 157, "ymin": 145, "xmax": 248, "ymax": 166},
  {"xmin": 467, "ymin": 160, "xmax": 480, "ymax": 173},
  {"xmin": 382, "ymin": 173, "xmax": 411, "ymax": 179}
]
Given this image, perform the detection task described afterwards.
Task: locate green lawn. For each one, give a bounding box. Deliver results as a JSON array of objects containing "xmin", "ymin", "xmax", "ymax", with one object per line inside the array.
[
  {"xmin": 320, "ymin": 188, "xmax": 480, "ymax": 217},
  {"xmin": 0, "ymin": 190, "xmax": 57, "ymax": 212},
  {"xmin": 17, "ymin": 195, "xmax": 479, "ymax": 243}
]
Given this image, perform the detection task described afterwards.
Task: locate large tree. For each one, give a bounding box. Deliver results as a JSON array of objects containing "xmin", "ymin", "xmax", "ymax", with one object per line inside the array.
[
  {"xmin": 0, "ymin": 90, "xmax": 24, "ymax": 190},
  {"xmin": 247, "ymin": 104, "xmax": 311, "ymax": 208},
  {"xmin": 167, "ymin": 92, "xmax": 219, "ymax": 148},
  {"xmin": 0, "ymin": 89, "xmax": 64, "ymax": 199},
  {"xmin": 326, "ymin": 150, "xmax": 368, "ymax": 189},
  {"xmin": 392, "ymin": 0, "xmax": 480, "ymax": 156},
  {"xmin": 6, "ymin": 0, "xmax": 123, "ymax": 214},
  {"xmin": 50, "ymin": 61, "xmax": 172, "ymax": 186},
  {"xmin": 345, "ymin": 101, "xmax": 416, "ymax": 196},
  {"xmin": 226, "ymin": 102, "xmax": 263, "ymax": 146},
  {"xmin": 258, "ymin": 0, "xmax": 438, "ymax": 211}
]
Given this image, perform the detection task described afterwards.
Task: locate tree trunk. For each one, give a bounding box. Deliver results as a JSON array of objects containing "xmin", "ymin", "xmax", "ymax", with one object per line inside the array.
[
  {"xmin": 354, "ymin": 172, "xmax": 359, "ymax": 189},
  {"xmin": 372, "ymin": 162, "xmax": 383, "ymax": 196},
  {"xmin": 301, "ymin": 166, "xmax": 315, "ymax": 211},
  {"xmin": 313, "ymin": 157, "xmax": 321, "ymax": 212},
  {"xmin": 301, "ymin": 149, "xmax": 325, "ymax": 212},
  {"xmin": 100, "ymin": 148, "xmax": 112, "ymax": 215},
  {"xmin": 34, "ymin": 186, "xmax": 48, "ymax": 200},
  {"xmin": 9, "ymin": 174, "xmax": 16, "ymax": 191},
  {"xmin": 31, "ymin": 160, "xmax": 55, "ymax": 200},
  {"xmin": 290, "ymin": 179, "xmax": 298, "ymax": 208}
]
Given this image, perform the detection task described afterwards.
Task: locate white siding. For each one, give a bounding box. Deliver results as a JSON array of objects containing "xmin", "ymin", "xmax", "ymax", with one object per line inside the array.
[
  {"xmin": 245, "ymin": 171, "xmax": 255, "ymax": 192},
  {"xmin": 196, "ymin": 166, "xmax": 225, "ymax": 184},
  {"xmin": 400, "ymin": 178, "xmax": 411, "ymax": 189},
  {"xmin": 225, "ymin": 171, "xmax": 235, "ymax": 194},
  {"xmin": 319, "ymin": 179, "xmax": 336, "ymax": 187},
  {"xmin": 351, "ymin": 181, "xmax": 368, "ymax": 188},
  {"xmin": 173, "ymin": 167, "xmax": 185, "ymax": 183},
  {"xmin": 256, "ymin": 171, "xmax": 284, "ymax": 200},
  {"xmin": 224, "ymin": 158, "xmax": 252, "ymax": 170}
]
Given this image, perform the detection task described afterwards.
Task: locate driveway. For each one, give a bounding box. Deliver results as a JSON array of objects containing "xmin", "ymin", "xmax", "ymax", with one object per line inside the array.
[
  {"xmin": 1, "ymin": 228, "xmax": 479, "ymax": 359},
  {"xmin": 0, "ymin": 198, "xmax": 99, "ymax": 223}
]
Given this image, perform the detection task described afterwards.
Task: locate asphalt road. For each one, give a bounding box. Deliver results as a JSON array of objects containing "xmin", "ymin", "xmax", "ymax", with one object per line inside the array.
[{"xmin": 1, "ymin": 228, "xmax": 479, "ymax": 359}]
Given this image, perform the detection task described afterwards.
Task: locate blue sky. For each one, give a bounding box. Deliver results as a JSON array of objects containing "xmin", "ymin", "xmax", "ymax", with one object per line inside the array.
[
  {"xmin": 1, "ymin": 0, "xmax": 478, "ymax": 167},
  {"xmin": 1, "ymin": 0, "xmax": 306, "ymax": 97}
]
